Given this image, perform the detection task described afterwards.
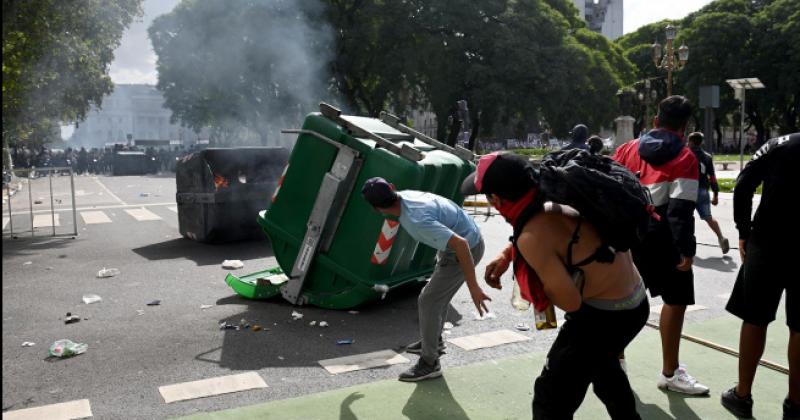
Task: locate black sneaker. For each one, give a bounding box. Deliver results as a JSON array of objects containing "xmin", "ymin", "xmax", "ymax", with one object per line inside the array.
[
  {"xmin": 721, "ymin": 387, "xmax": 753, "ymax": 418},
  {"xmin": 785, "ymin": 398, "xmax": 800, "ymax": 420},
  {"xmin": 398, "ymin": 358, "xmax": 442, "ymax": 382},
  {"xmin": 405, "ymin": 337, "xmax": 446, "ymax": 355}
]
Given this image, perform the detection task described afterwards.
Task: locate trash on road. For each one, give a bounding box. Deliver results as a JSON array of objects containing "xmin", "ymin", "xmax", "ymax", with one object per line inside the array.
[
  {"xmin": 21, "ymin": 342, "xmax": 35, "ymax": 347},
  {"xmin": 319, "ymin": 321, "xmax": 329, "ymax": 328},
  {"xmin": 136, "ymin": 310, "xmax": 145, "ymax": 316},
  {"xmin": 473, "ymin": 311, "xmax": 497, "ymax": 321},
  {"xmin": 146, "ymin": 300, "xmax": 161, "ymax": 306},
  {"xmin": 96, "ymin": 267, "xmax": 120, "ymax": 278},
  {"xmin": 64, "ymin": 313, "xmax": 81, "ymax": 324},
  {"xmin": 23, "ymin": 261, "xmax": 32, "ymax": 266},
  {"xmin": 200, "ymin": 304, "xmax": 214, "ymax": 310},
  {"xmin": 219, "ymin": 322, "xmax": 239, "ymax": 331},
  {"xmin": 221, "ymin": 260, "xmax": 244, "ymax": 269},
  {"xmin": 139, "ymin": 192, "xmax": 151, "ymax": 197},
  {"xmin": 252, "ymin": 325, "xmax": 263, "ymax": 332},
  {"xmin": 291, "ymin": 311, "xmax": 304, "ymax": 321},
  {"xmin": 259, "ymin": 273, "xmax": 289, "ymax": 285},
  {"xmin": 34, "ymin": 200, "xmax": 43, "ymax": 204},
  {"xmin": 82, "ymin": 294, "xmax": 102, "ymax": 304},
  {"xmin": 309, "ymin": 320, "xmax": 317, "ymax": 326},
  {"xmin": 348, "ymin": 310, "xmax": 359, "ymax": 315},
  {"xmin": 48, "ymin": 339, "xmax": 88, "ymax": 358},
  {"xmin": 337, "ymin": 339, "xmax": 354, "ymax": 345},
  {"xmin": 515, "ymin": 323, "xmax": 531, "ymax": 331},
  {"xmin": 239, "ymin": 318, "xmax": 249, "ymax": 328}
]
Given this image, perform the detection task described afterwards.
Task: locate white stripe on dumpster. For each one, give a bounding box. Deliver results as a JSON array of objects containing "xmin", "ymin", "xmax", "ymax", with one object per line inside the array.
[
  {"xmin": 448, "ymin": 329, "xmax": 531, "ymax": 351},
  {"xmin": 125, "ymin": 208, "xmax": 162, "ymax": 221},
  {"xmin": 650, "ymin": 304, "xmax": 706, "ymax": 315},
  {"xmin": 33, "ymin": 213, "xmax": 60, "ymax": 228},
  {"xmin": 158, "ymin": 372, "xmax": 267, "ymax": 404},
  {"xmin": 2, "ymin": 398, "xmax": 92, "ymax": 420},
  {"xmin": 80, "ymin": 211, "xmax": 112, "ymax": 225},
  {"xmin": 167, "ymin": 206, "xmax": 178, "ymax": 213},
  {"xmin": 318, "ymin": 349, "xmax": 410, "ymax": 375},
  {"xmin": 2, "ymin": 217, "xmax": 8, "ymax": 230}
]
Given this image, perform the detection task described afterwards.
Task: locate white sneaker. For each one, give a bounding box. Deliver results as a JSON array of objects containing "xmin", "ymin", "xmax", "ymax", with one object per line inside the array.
[{"xmin": 657, "ymin": 366, "xmax": 710, "ymax": 395}]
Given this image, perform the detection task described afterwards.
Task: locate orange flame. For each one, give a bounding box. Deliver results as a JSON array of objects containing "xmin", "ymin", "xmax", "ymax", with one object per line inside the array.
[{"xmin": 214, "ymin": 173, "xmax": 229, "ymax": 190}]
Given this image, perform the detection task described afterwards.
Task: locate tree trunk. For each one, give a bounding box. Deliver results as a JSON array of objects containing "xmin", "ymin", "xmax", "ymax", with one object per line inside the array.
[
  {"xmin": 467, "ymin": 108, "xmax": 480, "ymax": 152},
  {"xmin": 445, "ymin": 106, "xmax": 461, "ymax": 147}
]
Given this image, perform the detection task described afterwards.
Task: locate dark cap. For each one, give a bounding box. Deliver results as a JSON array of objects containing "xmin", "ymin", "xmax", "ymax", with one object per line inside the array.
[
  {"xmin": 460, "ymin": 152, "xmax": 537, "ymax": 201},
  {"xmin": 361, "ymin": 177, "xmax": 398, "ymax": 208}
]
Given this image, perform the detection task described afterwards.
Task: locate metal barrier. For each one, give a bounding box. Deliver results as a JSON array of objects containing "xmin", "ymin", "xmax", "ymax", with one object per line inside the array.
[{"xmin": 3, "ymin": 167, "xmax": 78, "ymax": 238}]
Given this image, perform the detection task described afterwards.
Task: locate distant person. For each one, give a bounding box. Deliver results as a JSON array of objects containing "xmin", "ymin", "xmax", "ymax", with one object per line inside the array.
[
  {"xmin": 461, "ymin": 152, "xmax": 648, "ymax": 419},
  {"xmin": 77, "ymin": 147, "xmax": 88, "ymax": 174},
  {"xmin": 614, "ymin": 95, "xmax": 709, "ymax": 395},
  {"xmin": 561, "ymin": 124, "xmax": 590, "ymax": 151},
  {"xmin": 588, "ymin": 135, "xmax": 604, "ymax": 155},
  {"xmin": 361, "ymin": 177, "xmax": 488, "ymax": 382},
  {"xmin": 688, "ymin": 132, "xmax": 730, "ymax": 254},
  {"xmin": 721, "ymin": 133, "xmax": 800, "ymax": 419}
]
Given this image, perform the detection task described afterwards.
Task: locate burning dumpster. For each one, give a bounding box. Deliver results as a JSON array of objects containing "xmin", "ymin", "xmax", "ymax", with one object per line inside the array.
[
  {"xmin": 176, "ymin": 147, "xmax": 290, "ymax": 243},
  {"xmin": 225, "ymin": 103, "xmax": 475, "ymax": 309}
]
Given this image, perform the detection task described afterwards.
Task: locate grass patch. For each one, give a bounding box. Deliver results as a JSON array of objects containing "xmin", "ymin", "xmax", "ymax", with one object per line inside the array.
[
  {"xmin": 714, "ymin": 154, "xmax": 751, "ymax": 162},
  {"xmin": 718, "ymin": 178, "xmax": 762, "ymax": 194},
  {"xmin": 510, "ymin": 148, "xmax": 549, "ymax": 157}
]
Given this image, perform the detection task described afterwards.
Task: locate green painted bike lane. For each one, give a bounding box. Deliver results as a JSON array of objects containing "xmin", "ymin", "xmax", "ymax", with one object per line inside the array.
[{"xmin": 179, "ymin": 313, "xmax": 790, "ymax": 420}]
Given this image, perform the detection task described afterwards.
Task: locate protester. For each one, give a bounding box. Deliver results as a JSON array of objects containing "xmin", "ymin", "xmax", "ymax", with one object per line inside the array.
[
  {"xmin": 721, "ymin": 133, "xmax": 799, "ymax": 419},
  {"xmin": 588, "ymin": 135, "xmax": 604, "ymax": 155},
  {"xmin": 361, "ymin": 177, "xmax": 488, "ymax": 382},
  {"xmin": 613, "ymin": 95, "xmax": 709, "ymax": 395},
  {"xmin": 461, "ymin": 152, "xmax": 648, "ymax": 419},
  {"xmin": 560, "ymin": 124, "xmax": 590, "ymax": 151},
  {"xmin": 688, "ymin": 132, "xmax": 729, "ymax": 254}
]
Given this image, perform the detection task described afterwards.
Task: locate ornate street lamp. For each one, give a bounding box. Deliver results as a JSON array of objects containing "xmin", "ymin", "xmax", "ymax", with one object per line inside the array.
[{"xmin": 653, "ymin": 24, "xmax": 688, "ymax": 96}]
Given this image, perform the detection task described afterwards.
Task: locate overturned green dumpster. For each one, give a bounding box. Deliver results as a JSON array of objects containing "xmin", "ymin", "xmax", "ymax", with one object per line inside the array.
[{"xmin": 226, "ymin": 103, "xmax": 475, "ymax": 309}]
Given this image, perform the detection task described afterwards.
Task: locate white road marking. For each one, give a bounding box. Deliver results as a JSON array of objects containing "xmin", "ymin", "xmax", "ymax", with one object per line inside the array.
[
  {"xmin": 167, "ymin": 206, "xmax": 178, "ymax": 213},
  {"xmin": 448, "ymin": 329, "xmax": 531, "ymax": 351},
  {"xmin": 92, "ymin": 177, "xmax": 126, "ymax": 205},
  {"xmin": 33, "ymin": 213, "xmax": 60, "ymax": 228},
  {"xmin": 650, "ymin": 304, "xmax": 707, "ymax": 314},
  {"xmin": 158, "ymin": 372, "xmax": 267, "ymax": 404},
  {"xmin": 124, "ymin": 208, "xmax": 162, "ymax": 221},
  {"xmin": 318, "ymin": 349, "xmax": 410, "ymax": 375},
  {"xmin": 2, "ymin": 398, "xmax": 92, "ymax": 420},
  {"xmin": 80, "ymin": 211, "xmax": 112, "ymax": 225},
  {"xmin": 8, "ymin": 202, "xmax": 176, "ymax": 217}
]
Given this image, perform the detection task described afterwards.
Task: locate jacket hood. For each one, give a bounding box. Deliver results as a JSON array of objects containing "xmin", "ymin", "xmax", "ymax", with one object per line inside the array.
[{"xmin": 638, "ymin": 128, "xmax": 686, "ymax": 166}]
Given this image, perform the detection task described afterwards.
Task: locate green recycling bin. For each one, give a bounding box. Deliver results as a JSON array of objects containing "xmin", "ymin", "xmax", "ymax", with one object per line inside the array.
[{"xmin": 225, "ymin": 104, "xmax": 475, "ymax": 309}]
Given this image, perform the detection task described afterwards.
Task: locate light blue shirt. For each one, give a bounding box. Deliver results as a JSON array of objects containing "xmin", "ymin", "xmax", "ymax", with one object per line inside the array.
[{"xmin": 397, "ymin": 190, "xmax": 481, "ymax": 252}]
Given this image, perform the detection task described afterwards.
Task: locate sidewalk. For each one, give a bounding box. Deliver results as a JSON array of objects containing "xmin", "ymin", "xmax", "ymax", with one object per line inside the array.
[{"xmin": 179, "ymin": 313, "xmax": 789, "ymax": 419}]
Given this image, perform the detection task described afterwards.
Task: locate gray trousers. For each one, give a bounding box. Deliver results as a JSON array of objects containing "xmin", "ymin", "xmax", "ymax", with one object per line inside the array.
[{"xmin": 419, "ymin": 237, "xmax": 485, "ymax": 363}]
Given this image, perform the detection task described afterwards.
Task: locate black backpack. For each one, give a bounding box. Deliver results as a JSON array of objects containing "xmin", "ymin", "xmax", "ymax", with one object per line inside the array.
[{"xmin": 534, "ymin": 149, "xmax": 653, "ymax": 261}]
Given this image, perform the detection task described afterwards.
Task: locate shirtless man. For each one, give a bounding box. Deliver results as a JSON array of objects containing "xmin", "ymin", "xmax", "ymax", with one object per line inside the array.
[{"xmin": 461, "ymin": 152, "xmax": 648, "ymax": 419}]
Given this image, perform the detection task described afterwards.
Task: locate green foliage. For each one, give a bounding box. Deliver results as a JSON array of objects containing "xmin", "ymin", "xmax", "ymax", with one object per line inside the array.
[
  {"xmin": 717, "ymin": 178, "xmax": 762, "ymax": 194},
  {"xmin": 510, "ymin": 148, "xmax": 549, "ymax": 157},
  {"xmin": 2, "ymin": 0, "xmax": 143, "ymax": 148}
]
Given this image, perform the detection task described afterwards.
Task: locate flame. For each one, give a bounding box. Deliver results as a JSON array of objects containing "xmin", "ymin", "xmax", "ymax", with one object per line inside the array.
[{"xmin": 214, "ymin": 173, "xmax": 229, "ymax": 190}]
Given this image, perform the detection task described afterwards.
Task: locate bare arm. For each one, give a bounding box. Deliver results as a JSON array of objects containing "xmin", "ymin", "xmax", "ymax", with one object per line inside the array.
[
  {"xmin": 447, "ymin": 234, "xmax": 491, "ymax": 315},
  {"xmin": 484, "ymin": 243, "xmax": 513, "ymax": 289},
  {"xmin": 517, "ymin": 231, "xmax": 581, "ymax": 313}
]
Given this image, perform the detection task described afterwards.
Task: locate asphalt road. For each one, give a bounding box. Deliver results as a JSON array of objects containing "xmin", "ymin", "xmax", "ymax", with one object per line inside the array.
[{"xmin": 2, "ymin": 173, "xmax": 747, "ymax": 419}]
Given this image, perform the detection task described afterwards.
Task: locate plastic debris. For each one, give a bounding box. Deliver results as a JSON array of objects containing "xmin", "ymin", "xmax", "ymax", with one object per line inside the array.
[
  {"xmin": 337, "ymin": 339, "xmax": 354, "ymax": 345},
  {"xmin": 82, "ymin": 294, "xmax": 102, "ymax": 304},
  {"xmin": 96, "ymin": 267, "xmax": 120, "ymax": 278},
  {"xmin": 443, "ymin": 322, "xmax": 454, "ymax": 330},
  {"xmin": 291, "ymin": 311, "xmax": 304, "ymax": 321},
  {"xmin": 48, "ymin": 339, "xmax": 88, "ymax": 358},
  {"xmin": 21, "ymin": 342, "xmax": 35, "ymax": 347},
  {"xmin": 23, "ymin": 261, "xmax": 32, "ymax": 266},
  {"xmin": 278, "ymin": 356, "xmax": 285, "ymax": 360},
  {"xmin": 263, "ymin": 273, "xmax": 289, "ymax": 285},
  {"xmin": 239, "ymin": 318, "xmax": 249, "ymax": 328},
  {"xmin": 200, "ymin": 304, "xmax": 214, "ymax": 310},
  {"xmin": 219, "ymin": 322, "xmax": 239, "ymax": 331},
  {"xmin": 473, "ymin": 311, "xmax": 497, "ymax": 321},
  {"xmin": 515, "ymin": 323, "xmax": 531, "ymax": 331},
  {"xmin": 309, "ymin": 321, "xmax": 317, "ymax": 326},
  {"xmin": 348, "ymin": 310, "xmax": 359, "ymax": 315},
  {"xmin": 146, "ymin": 300, "xmax": 161, "ymax": 306},
  {"xmin": 136, "ymin": 310, "xmax": 145, "ymax": 316},
  {"xmin": 252, "ymin": 325, "xmax": 263, "ymax": 332},
  {"xmin": 139, "ymin": 192, "xmax": 151, "ymax": 197},
  {"xmin": 373, "ymin": 284, "xmax": 389, "ymax": 299},
  {"xmin": 319, "ymin": 321, "xmax": 329, "ymax": 328},
  {"xmin": 64, "ymin": 313, "xmax": 81, "ymax": 324},
  {"xmin": 34, "ymin": 200, "xmax": 43, "ymax": 204},
  {"xmin": 221, "ymin": 260, "xmax": 244, "ymax": 269}
]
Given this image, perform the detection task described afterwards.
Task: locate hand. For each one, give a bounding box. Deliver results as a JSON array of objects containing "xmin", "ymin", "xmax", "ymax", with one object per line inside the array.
[
  {"xmin": 469, "ymin": 286, "xmax": 492, "ymax": 317},
  {"xmin": 484, "ymin": 255, "xmax": 511, "ymax": 290},
  {"xmin": 739, "ymin": 239, "xmax": 747, "ymax": 262},
  {"xmin": 676, "ymin": 255, "xmax": 693, "ymax": 271},
  {"xmin": 711, "ymin": 195, "xmax": 718, "ymax": 206}
]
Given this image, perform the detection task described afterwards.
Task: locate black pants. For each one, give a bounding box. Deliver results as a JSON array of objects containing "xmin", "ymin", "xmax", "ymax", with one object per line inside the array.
[{"xmin": 532, "ymin": 299, "xmax": 649, "ymax": 420}]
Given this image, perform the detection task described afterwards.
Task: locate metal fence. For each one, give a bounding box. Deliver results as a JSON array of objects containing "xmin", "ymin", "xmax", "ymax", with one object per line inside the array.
[{"xmin": 3, "ymin": 167, "xmax": 78, "ymax": 238}]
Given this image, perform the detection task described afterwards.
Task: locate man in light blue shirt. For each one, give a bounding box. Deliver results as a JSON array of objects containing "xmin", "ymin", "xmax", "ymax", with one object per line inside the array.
[{"xmin": 362, "ymin": 177, "xmax": 488, "ymax": 382}]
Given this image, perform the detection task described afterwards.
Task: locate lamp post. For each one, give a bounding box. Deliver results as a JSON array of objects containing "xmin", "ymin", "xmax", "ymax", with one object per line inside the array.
[
  {"xmin": 726, "ymin": 78, "xmax": 765, "ymax": 171},
  {"xmin": 652, "ymin": 24, "xmax": 689, "ymax": 97},
  {"xmin": 637, "ymin": 78, "xmax": 659, "ymax": 134}
]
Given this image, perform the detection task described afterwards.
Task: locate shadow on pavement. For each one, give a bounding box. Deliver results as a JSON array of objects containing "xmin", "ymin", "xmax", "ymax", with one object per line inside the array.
[
  {"xmin": 1, "ymin": 236, "xmax": 76, "ymax": 257},
  {"xmin": 401, "ymin": 377, "xmax": 470, "ymax": 419},
  {"xmin": 200, "ymin": 282, "xmax": 464, "ymax": 370},
  {"xmin": 692, "ymin": 255, "xmax": 738, "ymax": 272},
  {"xmin": 131, "ymin": 237, "xmax": 273, "ymax": 266}
]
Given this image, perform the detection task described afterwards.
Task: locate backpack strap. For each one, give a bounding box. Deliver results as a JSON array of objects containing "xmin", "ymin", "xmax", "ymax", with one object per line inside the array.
[{"xmin": 566, "ymin": 217, "xmax": 617, "ymax": 270}]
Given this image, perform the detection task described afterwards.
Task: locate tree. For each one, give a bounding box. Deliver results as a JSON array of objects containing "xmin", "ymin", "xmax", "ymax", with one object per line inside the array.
[
  {"xmin": 149, "ymin": 0, "xmax": 334, "ymax": 146},
  {"xmin": 2, "ymin": 0, "xmax": 143, "ymax": 149}
]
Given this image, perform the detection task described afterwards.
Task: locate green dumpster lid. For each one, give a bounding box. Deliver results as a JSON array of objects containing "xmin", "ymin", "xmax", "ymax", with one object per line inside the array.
[{"xmin": 340, "ymin": 116, "xmax": 415, "ymax": 142}]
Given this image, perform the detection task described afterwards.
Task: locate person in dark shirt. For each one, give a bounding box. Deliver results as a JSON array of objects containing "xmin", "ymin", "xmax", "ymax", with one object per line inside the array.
[
  {"xmin": 688, "ymin": 132, "xmax": 729, "ymax": 254},
  {"xmin": 721, "ymin": 133, "xmax": 800, "ymax": 419}
]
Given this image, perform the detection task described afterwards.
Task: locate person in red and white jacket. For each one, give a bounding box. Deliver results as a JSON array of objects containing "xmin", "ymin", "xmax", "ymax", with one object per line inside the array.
[{"xmin": 614, "ymin": 95, "xmax": 709, "ymax": 395}]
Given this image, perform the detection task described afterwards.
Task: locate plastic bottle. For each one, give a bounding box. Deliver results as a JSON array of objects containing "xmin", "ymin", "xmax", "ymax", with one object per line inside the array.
[
  {"xmin": 511, "ymin": 281, "xmax": 531, "ymax": 311},
  {"xmin": 48, "ymin": 339, "xmax": 88, "ymax": 358},
  {"xmin": 96, "ymin": 267, "xmax": 120, "ymax": 278}
]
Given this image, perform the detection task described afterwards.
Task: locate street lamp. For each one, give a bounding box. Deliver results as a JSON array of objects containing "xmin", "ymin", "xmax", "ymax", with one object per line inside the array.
[
  {"xmin": 653, "ymin": 24, "xmax": 689, "ymax": 96},
  {"xmin": 726, "ymin": 78, "xmax": 765, "ymax": 171},
  {"xmin": 637, "ymin": 78, "xmax": 659, "ymax": 133}
]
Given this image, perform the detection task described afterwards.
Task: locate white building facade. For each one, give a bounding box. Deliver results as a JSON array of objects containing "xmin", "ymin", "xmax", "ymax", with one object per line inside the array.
[{"xmin": 573, "ymin": 0, "xmax": 623, "ymax": 40}]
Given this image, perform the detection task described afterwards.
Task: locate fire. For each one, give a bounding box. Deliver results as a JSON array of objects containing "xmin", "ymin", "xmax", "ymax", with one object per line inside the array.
[{"xmin": 214, "ymin": 173, "xmax": 229, "ymax": 190}]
